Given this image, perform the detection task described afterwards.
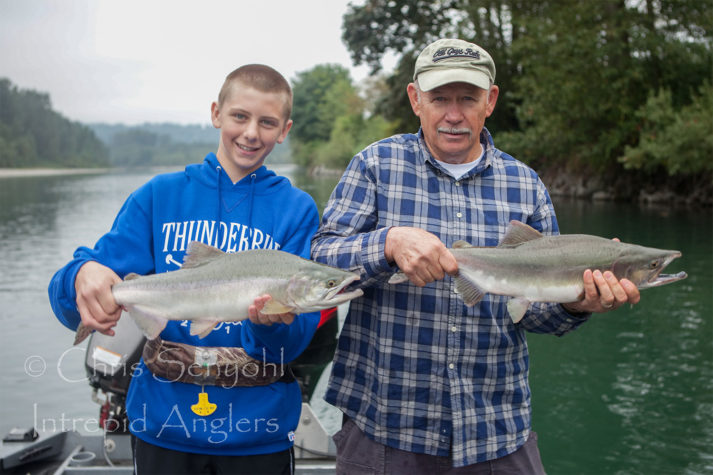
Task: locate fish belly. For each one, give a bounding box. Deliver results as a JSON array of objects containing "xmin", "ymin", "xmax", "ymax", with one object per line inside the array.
[
  {"xmin": 459, "ymin": 267, "xmax": 583, "ymax": 303},
  {"xmin": 113, "ymin": 279, "xmax": 273, "ymax": 322}
]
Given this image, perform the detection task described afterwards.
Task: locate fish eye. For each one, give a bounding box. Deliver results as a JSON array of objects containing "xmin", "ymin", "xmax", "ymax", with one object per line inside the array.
[
  {"xmin": 649, "ymin": 261, "xmax": 660, "ymax": 269},
  {"xmin": 326, "ymin": 280, "xmax": 337, "ymax": 288}
]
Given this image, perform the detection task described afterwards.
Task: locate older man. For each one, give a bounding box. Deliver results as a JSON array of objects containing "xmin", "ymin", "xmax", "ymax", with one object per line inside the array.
[{"xmin": 312, "ymin": 38, "xmax": 639, "ymax": 473}]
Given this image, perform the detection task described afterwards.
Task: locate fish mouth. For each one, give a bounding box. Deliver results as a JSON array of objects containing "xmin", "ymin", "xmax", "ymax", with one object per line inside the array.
[
  {"xmin": 323, "ymin": 274, "xmax": 363, "ymax": 304},
  {"xmin": 639, "ymin": 252, "xmax": 687, "ymax": 289}
]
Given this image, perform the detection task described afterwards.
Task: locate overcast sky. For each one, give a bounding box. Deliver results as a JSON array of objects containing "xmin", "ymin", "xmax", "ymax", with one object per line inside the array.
[{"xmin": 1, "ymin": 0, "xmax": 381, "ymax": 125}]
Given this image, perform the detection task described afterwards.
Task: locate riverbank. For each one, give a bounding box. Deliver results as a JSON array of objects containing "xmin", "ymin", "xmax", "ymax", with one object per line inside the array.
[
  {"xmin": 0, "ymin": 168, "xmax": 111, "ymax": 178},
  {"xmin": 540, "ymin": 168, "xmax": 712, "ymax": 208}
]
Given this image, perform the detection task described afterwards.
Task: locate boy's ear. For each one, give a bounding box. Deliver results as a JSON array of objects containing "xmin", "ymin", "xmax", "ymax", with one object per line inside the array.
[
  {"xmin": 277, "ymin": 119, "xmax": 293, "ymax": 144},
  {"xmin": 210, "ymin": 102, "xmax": 221, "ymax": 128}
]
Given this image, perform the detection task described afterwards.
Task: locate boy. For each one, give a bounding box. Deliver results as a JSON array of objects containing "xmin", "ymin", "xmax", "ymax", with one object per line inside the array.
[{"xmin": 48, "ymin": 64, "xmax": 319, "ymax": 474}]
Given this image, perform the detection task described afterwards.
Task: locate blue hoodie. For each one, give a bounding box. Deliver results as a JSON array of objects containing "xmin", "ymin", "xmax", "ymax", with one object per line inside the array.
[{"xmin": 48, "ymin": 153, "xmax": 321, "ymax": 455}]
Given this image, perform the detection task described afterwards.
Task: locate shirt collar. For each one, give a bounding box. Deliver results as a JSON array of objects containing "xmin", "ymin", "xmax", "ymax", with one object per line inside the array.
[{"xmin": 417, "ymin": 127, "xmax": 494, "ymax": 178}]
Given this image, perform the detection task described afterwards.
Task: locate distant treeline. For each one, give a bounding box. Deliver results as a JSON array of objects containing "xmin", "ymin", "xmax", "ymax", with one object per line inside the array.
[
  {"xmin": 87, "ymin": 123, "xmax": 217, "ymax": 167},
  {"xmin": 0, "ymin": 78, "xmax": 294, "ymax": 169},
  {"xmin": 0, "ymin": 78, "xmax": 109, "ymax": 168},
  {"xmin": 87, "ymin": 123, "xmax": 292, "ymax": 166}
]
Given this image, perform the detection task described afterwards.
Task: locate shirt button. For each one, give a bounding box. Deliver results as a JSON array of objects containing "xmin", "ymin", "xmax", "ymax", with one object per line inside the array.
[
  {"xmin": 451, "ymin": 326, "xmax": 457, "ymax": 332},
  {"xmin": 456, "ymin": 212, "xmax": 463, "ymax": 218},
  {"xmin": 449, "ymin": 363, "xmax": 455, "ymax": 370},
  {"xmin": 455, "ymin": 181, "xmax": 461, "ymax": 186}
]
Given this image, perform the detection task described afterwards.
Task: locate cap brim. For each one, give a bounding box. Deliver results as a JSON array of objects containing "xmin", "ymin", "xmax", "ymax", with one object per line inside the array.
[{"xmin": 417, "ymin": 68, "xmax": 491, "ymax": 91}]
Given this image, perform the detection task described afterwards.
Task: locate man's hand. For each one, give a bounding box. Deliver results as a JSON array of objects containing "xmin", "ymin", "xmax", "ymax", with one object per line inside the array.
[
  {"xmin": 384, "ymin": 227, "xmax": 459, "ymax": 287},
  {"xmin": 248, "ymin": 294, "xmax": 295, "ymax": 326},
  {"xmin": 563, "ymin": 269, "xmax": 641, "ymax": 314},
  {"xmin": 75, "ymin": 261, "xmax": 123, "ymax": 336}
]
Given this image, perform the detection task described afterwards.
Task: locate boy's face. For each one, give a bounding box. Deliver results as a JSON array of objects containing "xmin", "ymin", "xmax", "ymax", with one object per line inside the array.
[{"xmin": 211, "ymin": 82, "xmax": 292, "ymax": 183}]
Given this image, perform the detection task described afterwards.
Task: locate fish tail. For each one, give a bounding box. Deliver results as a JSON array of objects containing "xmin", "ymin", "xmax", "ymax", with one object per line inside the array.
[{"xmin": 74, "ymin": 323, "xmax": 94, "ymax": 345}]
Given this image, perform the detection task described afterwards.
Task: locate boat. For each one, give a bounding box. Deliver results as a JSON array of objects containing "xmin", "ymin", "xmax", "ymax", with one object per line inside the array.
[{"xmin": 0, "ymin": 311, "xmax": 339, "ymax": 474}]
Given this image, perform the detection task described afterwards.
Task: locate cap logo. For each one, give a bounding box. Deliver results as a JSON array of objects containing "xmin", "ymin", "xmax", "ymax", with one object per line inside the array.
[{"xmin": 432, "ymin": 47, "xmax": 481, "ymax": 63}]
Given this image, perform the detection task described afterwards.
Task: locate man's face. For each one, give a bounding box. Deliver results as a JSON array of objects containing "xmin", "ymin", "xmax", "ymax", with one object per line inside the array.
[
  {"xmin": 211, "ymin": 83, "xmax": 292, "ymax": 183},
  {"xmin": 407, "ymin": 81, "xmax": 498, "ymax": 164}
]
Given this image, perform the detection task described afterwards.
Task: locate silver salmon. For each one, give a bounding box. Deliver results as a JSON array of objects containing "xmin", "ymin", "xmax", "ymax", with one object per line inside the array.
[
  {"xmin": 390, "ymin": 220, "xmax": 687, "ymax": 323},
  {"xmin": 74, "ymin": 242, "xmax": 363, "ymax": 344}
]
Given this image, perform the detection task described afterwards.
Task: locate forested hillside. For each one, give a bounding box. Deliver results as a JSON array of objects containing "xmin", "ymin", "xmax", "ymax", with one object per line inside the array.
[
  {"xmin": 0, "ymin": 78, "xmax": 109, "ymax": 168},
  {"xmin": 87, "ymin": 123, "xmax": 291, "ymax": 166}
]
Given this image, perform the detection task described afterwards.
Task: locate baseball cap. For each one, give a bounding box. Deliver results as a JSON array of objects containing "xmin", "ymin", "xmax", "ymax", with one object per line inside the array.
[{"xmin": 414, "ymin": 39, "xmax": 496, "ymax": 91}]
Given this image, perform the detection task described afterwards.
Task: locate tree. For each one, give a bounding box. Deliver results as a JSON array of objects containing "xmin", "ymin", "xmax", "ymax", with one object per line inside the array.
[
  {"xmin": 0, "ymin": 78, "xmax": 109, "ymax": 168},
  {"xmin": 341, "ymin": 0, "xmax": 713, "ymax": 180},
  {"xmin": 289, "ymin": 64, "xmax": 396, "ymax": 170},
  {"xmin": 291, "ymin": 64, "xmax": 356, "ymax": 145}
]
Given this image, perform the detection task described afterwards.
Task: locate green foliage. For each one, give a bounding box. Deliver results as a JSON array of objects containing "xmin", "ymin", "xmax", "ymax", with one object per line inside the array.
[
  {"xmin": 314, "ymin": 114, "xmax": 397, "ymax": 169},
  {"xmin": 620, "ymin": 82, "xmax": 713, "ymax": 175},
  {"xmin": 289, "ymin": 63, "xmax": 397, "ymax": 170},
  {"xmin": 341, "ymin": 0, "xmax": 713, "ymax": 180},
  {"xmin": 291, "ymin": 64, "xmax": 356, "ymax": 144},
  {"xmin": 342, "ymin": 0, "xmax": 522, "ymax": 134},
  {"xmin": 0, "ymin": 78, "xmax": 109, "ymax": 168}
]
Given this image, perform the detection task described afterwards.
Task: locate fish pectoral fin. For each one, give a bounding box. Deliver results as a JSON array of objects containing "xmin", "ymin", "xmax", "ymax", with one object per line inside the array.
[
  {"xmin": 454, "ymin": 275, "xmax": 486, "ymax": 307},
  {"xmin": 499, "ymin": 221, "xmax": 543, "ymax": 247},
  {"xmin": 124, "ymin": 273, "xmax": 141, "ymax": 281},
  {"xmin": 261, "ymin": 299, "xmax": 293, "ymax": 315},
  {"xmin": 506, "ymin": 298, "xmax": 530, "ymax": 324},
  {"xmin": 452, "ymin": 240, "xmax": 474, "ymax": 249},
  {"xmin": 190, "ymin": 320, "xmax": 219, "ymax": 339},
  {"xmin": 127, "ymin": 306, "xmax": 168, "ymax": 340},
  {"xmin": 388, "ymin": 272, "xmax": 409, "ymax": 284}
]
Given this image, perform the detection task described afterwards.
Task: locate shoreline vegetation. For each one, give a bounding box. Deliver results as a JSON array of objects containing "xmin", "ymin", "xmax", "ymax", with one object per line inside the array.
[{"xmin": 3, "ymin": 165, "xmax": 710, "ymax": 208}]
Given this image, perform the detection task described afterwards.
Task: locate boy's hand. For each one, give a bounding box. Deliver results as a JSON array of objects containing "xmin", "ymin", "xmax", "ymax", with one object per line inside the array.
[
  {"xmin": 75, "ymin": 261, "xmax": 123, "ymax": 336},
  {"xmin": 248, "ymin": 294, "xmax": 295, "ymax": 326}
]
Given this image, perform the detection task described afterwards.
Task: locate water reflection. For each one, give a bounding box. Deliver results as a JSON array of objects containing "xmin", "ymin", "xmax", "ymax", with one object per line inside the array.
[{"xmin": 0, "ymin": 169, "xmax": 710, "ymax": 474}]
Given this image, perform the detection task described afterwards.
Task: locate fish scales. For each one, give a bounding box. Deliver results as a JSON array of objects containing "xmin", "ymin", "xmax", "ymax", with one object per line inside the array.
[
  {"xmin": 389, "ymin": 220, "xmax": 687, "ymax": 324},
  {"xmin": 74, "ymin": 243, "xmax": 364, "ymax": 344}
]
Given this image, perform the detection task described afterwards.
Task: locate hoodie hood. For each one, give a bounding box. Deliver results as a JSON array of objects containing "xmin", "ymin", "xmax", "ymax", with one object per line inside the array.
[{"xmin": 186, "ymin": 153, "xmax": 292, "ymax": 195}]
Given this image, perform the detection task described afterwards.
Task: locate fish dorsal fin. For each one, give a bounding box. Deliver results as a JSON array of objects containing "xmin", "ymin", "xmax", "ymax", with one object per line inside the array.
[
  {"xmin": 124, "ymin": 273, "xmax": 141, "ymax": 281},
  {"xmin": 499, "ymin": 221, "xmax": 543, "ymax": 247},
  {"xmin": 453, "ymin": 240, "xmax": 474, "ymax": 249},
  {"xmin": 182, "ymin": 241, "xmax": 225, "ymax": 269}
]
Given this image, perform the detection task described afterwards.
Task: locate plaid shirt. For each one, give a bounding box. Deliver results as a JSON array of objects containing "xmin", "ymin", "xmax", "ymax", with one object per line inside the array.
[{"xmin": 311, "ymin": 128, "xmax": 589, "ymax": 467}]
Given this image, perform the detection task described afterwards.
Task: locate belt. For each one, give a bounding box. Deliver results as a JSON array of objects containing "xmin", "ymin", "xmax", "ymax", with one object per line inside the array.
[{"xmin": 142, "ymin": 337, "xmax": 294, "ymax": 388}]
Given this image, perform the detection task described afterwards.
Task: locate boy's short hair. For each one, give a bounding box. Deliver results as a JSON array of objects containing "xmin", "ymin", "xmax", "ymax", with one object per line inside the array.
[{"xmin": 218, "ymin": 64, "xmax": 293, "ymax": 121}]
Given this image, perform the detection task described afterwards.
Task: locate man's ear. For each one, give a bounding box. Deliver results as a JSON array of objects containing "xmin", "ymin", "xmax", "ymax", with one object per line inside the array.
[
  {"xmin": 486, "ymin": 85, "xmax": 499, "ymax": 117},
  {"xmin": 406, "ymin": 83, "xmax": 421, "ymax": 117}
]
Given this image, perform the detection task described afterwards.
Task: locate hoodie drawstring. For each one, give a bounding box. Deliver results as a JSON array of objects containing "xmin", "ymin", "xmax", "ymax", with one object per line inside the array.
[
  {"xmin": 247, "ymin": 173, "xmax": 256, "ymax": 232},
  {"xmin": 215, "ymin": 165, "xmax": 258, "ymax": 249},
  {"xmin": 216, "ymin": 165, "xmax": 223, "ymax": 231}
]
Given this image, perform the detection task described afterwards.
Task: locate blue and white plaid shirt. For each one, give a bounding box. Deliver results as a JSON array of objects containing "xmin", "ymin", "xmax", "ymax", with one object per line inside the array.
[{"xmin": 311, "ymin": 128, "xmax": 589, "ymax": 467}]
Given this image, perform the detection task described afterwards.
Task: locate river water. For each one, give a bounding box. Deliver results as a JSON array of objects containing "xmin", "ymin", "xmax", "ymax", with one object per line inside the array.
[{"xmin": 0, "ymin": 165, "xmax": 710, "ymax": 474}]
